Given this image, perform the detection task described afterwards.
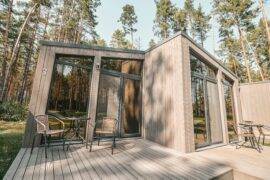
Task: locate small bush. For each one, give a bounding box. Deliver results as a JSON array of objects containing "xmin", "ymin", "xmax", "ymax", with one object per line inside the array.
[{"xmin": 0, "ymin": 101, "xmax": 27, "ymax": 121}]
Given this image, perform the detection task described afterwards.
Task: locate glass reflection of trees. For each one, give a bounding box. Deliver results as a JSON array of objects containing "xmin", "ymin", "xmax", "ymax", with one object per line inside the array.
[
  {"xmin": 223, "ymin": 79, "xmax": 237, "ymax": 142},
  {"xmin": 192, "ymin": 77, "xmax": 207, "ymax": 146},
  {"xmin": 190, "ymin": 54, "xmax": 215, "ymax": 78},
  {"xmin": 190, "ymin": 54, "xmax": 217, "ymax": 147},
  {"xmin": 47, "ymin": 56, "xmax": 94, "ymax": 118},
  {"xmin": 101, "ymin": 59, "xmax": 142, "ymax": 75}
]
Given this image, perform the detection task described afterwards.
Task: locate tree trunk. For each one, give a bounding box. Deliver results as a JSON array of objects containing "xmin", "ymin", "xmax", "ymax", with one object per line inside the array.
[
  {"xmin": 18, "ymin": 34, "xmax": 36, "ymax": 103},
  {"xmin": 238, "ymin": 28, "xmax": 252, "ymax": 83},
  {"xmin": 0, "ymin": 3, "xmax": 38, "ymax": 101},
  {"xmin": 7, "ymin": 45, "xmax": 21, "ymax": 101},
  {"xmin": 131, "ymin": 31, "xmax": 134, "ymax": 49},
  {"xmin": 200, "ymin": 31, "xmax": 204, "ymax": 47},
  {"xmin": 259, "ymin": 0, "xmax": 270, "ymax": 59},
  {"xmin": 243, "ymin": 33, "xmax": 265, "ymax": 81},
  {"xmin": 42, "ymin": 11, "xmax": 50, "ymax": 39},
  {"xmin": 1, "ymin": 0, "xmax": 14, "ymax": 98},
  {"xmin": 18, "ymin": 6, "xmax": 40, "ymax": 104},
  {"xmin": 253, "ymin": 50, "xmax": 265, "ymax": 81}
]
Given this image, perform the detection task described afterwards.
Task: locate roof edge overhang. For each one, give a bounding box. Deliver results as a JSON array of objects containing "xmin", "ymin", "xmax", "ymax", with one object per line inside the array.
[
  {"xmin": 39, "ymin": 32, "xmax": 237, "ymax": 78},
  {"xmin": 145, "ymin": 32, "xmax": 237, "ymax": 79},
  {"xmin": 39, "ymin": 40, "xmax": 145, "ymax": 55}
]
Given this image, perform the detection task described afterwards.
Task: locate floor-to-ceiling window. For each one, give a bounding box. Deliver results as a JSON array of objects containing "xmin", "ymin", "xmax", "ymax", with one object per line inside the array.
[
  {"xmin": 96, "ymin": 58, "xmax": 142, "ymax": 137},
  {"xmin": 223, "ymin": 78, "xmax": 238, "ymax": 142},
  {"xmin": 190, "ymin": 53, "xmax": 223, "ymax": 148},
  {"xmin": 47, "ymin": 56, "xmax": 94, "ymax": 138}
]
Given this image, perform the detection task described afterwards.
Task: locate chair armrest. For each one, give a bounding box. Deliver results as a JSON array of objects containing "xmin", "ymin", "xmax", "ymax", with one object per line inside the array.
[
  {"xmin": 48, "ymin": 114, "xmax": 65, "ymax": 130},
  {"xmin": 55, "ymin": 118, "xmax": 65, "ymax": 130},
  {"xmin": 35, "ymin": 119, "xmax": 46, "ymax": 132}
]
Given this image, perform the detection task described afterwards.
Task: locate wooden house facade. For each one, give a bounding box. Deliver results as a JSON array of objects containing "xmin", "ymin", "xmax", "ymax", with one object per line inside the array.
[{"xmin": 23, "ymin": 32, "xmax": 242, "ymax": 153}]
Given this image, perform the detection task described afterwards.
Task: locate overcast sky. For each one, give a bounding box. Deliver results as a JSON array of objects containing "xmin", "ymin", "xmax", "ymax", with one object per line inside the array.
[{"xmin": 96, "ymin": 0, "xmax": 270, "ymax": 57}]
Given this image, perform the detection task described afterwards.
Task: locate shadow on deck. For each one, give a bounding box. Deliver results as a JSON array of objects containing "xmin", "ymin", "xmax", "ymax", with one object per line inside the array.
[{"xmin": 4, "ymin": 138, "xmax": 238, "ymax": 179}]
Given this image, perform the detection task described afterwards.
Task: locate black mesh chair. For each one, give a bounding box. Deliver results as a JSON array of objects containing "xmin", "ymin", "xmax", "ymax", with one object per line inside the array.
[{"xmin": 89, "ymin": 117, "xmax": 118, "ymax": 155}]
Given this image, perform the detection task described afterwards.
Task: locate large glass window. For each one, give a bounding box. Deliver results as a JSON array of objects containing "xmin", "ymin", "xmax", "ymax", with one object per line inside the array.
[
  {"xmin": 96, "ymin": 58, "xmax": 142, "ymax": 137},
  {"xmin": 101, "ymin": 59, "xmax": 142, "ymax": 75},
  {"xmin": 191, "ymin": 53, "xmax": 223, "ymax": 148},
  {"xmin": 190, "ymin": 54, "xmax": 216, "ymax": 78},
  {"xmin": 47, "ymin": 56, "xmax": 94, "ymax": 118},
  {"xmin": 192, "ymin": 77, "xmax": 208, "ymax": 146},
  {"xmin": 223, "ymin": 79, "xmax": 237, "ymax": 142}
]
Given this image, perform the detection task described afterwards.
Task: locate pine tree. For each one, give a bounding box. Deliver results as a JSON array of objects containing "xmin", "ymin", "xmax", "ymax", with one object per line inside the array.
[
  {"xmin": 192, "ymin": 4, "xmax": 210, "ymax": 47},
  {"xmin": 172, "ymin": 9, "xmax": 187, "ymax": 33},
  {"xmin": 153, "ymin": 0, "xmax": 175, "ymax": 39},
  {"xmin": 148, "ymin": 39, "xmax": 156, "ymax": 48},
  {"xmin": 258, "ymin": 0, "xmax": 270, "ymax": 59},
  {"xmin": 184, "ymin": 0, "xmax": 195, "ymax": 38},
  {"xmin": 248, "ymin": 19, "xmax": 269, "ymax": 79},
  {"xmin": 118, "ymin": 4, "xmax": 138, "ymax": 47},
  {"xmin": 213, "ymin": 0, "xmax": 258, "ymax": 83},
  {"xmin": 110, "ymin": 29, "xmax": 132, "ymax": 49}
]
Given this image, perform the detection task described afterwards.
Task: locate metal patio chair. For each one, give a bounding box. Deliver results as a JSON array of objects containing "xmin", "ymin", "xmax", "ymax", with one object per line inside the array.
[
  {"xmin": 31, "ymin": 115, "xmax": 66, "ymax": 158},
  {"xmin": 257, "ymin": 125, "xmax": 270, "ymax": 145},
  {"xmin": 89, "ymin": 117, "xmax": 118, "ymax": 155},
  {"xmin": 235, "ymin": 124, "xmax": 261, "ymax": 152}
]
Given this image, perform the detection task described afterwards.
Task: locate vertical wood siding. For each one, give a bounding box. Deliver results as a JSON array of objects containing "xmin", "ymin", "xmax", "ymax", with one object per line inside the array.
[
  {"xmin": 143, "ymin": 36, "xmax": 185, "ymax": 152},
  {"xmin": 240, "ymin": 82, "xmax": 270, "ymax": 126}
]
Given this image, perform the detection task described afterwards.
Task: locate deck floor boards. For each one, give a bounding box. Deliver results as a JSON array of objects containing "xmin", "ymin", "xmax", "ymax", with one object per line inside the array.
[{"xmin": 7, "ymin": 138, "xmax": 261, "ymax": 180}]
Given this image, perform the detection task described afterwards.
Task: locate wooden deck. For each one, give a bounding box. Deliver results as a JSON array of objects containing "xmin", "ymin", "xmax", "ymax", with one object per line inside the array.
[
  {"xmin": 193, "ymin": 144, "xmax": 270, "ymax": 179},
  {"xmin": 4, "ymin": 138, "xmax": 233, "ymax": 180}
]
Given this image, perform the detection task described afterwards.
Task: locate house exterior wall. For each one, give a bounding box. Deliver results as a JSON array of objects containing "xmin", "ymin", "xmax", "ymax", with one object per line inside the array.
[
  {"xmin": 23, "ymin": 33, "xmax": 242, "ymax": 152},
  {"xmin": 22, "ymin": 42, "xmax": 144, "ymax": 147},
  {"xmin": 239, "ymin": 81, "xmax": 270, "ymax": 127},
  {"xmin": 143, "ymin": 35, "xmax": 187, "ymax": 152}
]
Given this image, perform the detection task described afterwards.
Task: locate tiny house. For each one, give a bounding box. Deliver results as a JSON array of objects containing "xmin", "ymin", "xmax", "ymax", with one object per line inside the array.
[{"xmin": 23, "ymin": 32, "xmax": 241, "ymax": 153}]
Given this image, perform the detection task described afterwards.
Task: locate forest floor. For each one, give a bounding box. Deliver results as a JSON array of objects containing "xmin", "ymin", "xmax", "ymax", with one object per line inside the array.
[{"xmin": 0, "ymin": 121, "xmax": 25, "ymax": 179}]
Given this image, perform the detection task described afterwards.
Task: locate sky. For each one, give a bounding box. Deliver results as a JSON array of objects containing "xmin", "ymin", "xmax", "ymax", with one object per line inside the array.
[{"xmin": 95, "ymin": 0, "xmax": 270, "ymax": 57}]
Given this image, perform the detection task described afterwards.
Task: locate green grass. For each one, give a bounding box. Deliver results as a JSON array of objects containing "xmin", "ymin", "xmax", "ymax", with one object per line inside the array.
[{"xmin": 0, "ymin": 121, "xmax": 25, "ymax": 179}]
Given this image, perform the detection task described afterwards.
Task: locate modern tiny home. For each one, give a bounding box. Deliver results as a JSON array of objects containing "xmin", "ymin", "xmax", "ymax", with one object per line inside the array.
[{"xmin": 23, "ymin": 32, "xmax": 241, "ymax": 153}]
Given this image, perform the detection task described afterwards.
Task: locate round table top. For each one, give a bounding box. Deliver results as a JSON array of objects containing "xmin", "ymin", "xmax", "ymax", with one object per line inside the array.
[
  {"xmin": 65, "ymin": 117, "xmax": 91, "ymax": 121},
  {"xmin": 239, "ymin": 123, "xmax": 263, "ymax": 127}
]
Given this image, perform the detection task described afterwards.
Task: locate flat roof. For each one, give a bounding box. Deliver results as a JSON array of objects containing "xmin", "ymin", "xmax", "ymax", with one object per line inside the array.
[
  {"xmin": 39, "ymin": 32, "xmax": 237, "ymax": 78},
  {"xmin": 39, "ymin": 40, "xmax": 145, "ymax": 54},
  {"xmin": 144, "ymin": 32, "xmax": 237, "ymax": 78}
]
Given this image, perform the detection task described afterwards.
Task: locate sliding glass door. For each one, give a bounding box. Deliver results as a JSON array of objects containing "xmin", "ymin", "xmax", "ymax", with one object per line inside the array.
[
  {"xmin": 190, "ymin": 54, "xmax": 223, "ymax": 148},
  {"xmin": 223, "ymin": 80, "xmax": 237, "ymax": 142},
  {"xmin": 192, "ymin": 77, "xmax": 209, "ymax": 146},
  {"xmin": 122, "ymin": 78, "xmax": 141, "ymax": 136},
  {"xmin": 95, "ymin": 73, "xmax": 121, "ymax": 133},
  {"xmin": 95, "ymin": 58, "xmax": 142, "ymax": 137},
  {"xmin": 207, "ymin": 81, "xmax": 223, "ymax": 144}
]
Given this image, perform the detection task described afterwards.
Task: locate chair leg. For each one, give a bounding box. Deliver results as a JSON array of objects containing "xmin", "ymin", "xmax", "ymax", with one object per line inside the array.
[
  {"xmin": 98, "ymin": 135, "xmax": 100, "ymax": 146},
  {"xmin": 31, "ymin": 134, "xmax": 36, "ymax": 154},
  {"xmin": 112, "ymin": 134, "xmax": 116, "ymax": 155},
  {"xmin": 62, "ymin": 133, "xmax": 65, "ymax": 151},
  {"xmin": 89, "ymin": 140, "xmax": 93, "ymax": 152},
  {"xmin": 113, "ymin": 135, "xmax": 116, "ymax": 148},
  {"xmin": 111, "ymin": 140, "xmax": 114, "ymax": 155},
  {"xmin": 263, "ymin": 135, "xmax": 265, "ymax": 145},
  {"xmin": 254, "ymin": 137, "xmax": 261, "ymax": 153},
  {"xmin": 44, "ymin": 135, "xmax": 48, "ymax": 158}
]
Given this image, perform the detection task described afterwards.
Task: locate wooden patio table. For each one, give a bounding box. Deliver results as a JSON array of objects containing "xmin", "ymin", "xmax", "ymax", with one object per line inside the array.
[{"xmin": 239, "ymin": 123, "xmax": 263, "ymax": 152}]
